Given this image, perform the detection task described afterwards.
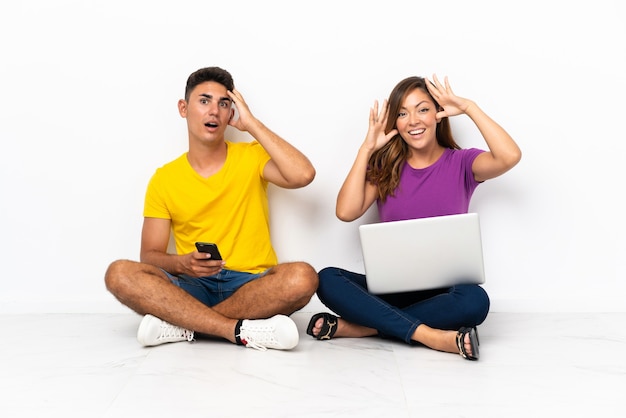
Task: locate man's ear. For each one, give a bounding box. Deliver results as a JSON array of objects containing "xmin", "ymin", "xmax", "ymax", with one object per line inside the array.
[
  {"xmin": 229, "ymin": 108, "xmax": 235, "ymax": 121},
  {"xmin": 178, "ymin": 99, "xmax": 187, "ymax": 117}
]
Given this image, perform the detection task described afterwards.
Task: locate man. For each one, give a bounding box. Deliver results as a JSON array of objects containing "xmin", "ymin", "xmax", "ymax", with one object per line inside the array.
[{"xmin": 105, "ymin": 67, "xmax": 318, "ymax": 351}]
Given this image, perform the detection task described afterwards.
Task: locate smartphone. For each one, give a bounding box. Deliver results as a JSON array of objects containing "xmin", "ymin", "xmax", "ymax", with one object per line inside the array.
[{"xmin": 195, "ymin": 242, "xmax": 222, "ymax": 260}]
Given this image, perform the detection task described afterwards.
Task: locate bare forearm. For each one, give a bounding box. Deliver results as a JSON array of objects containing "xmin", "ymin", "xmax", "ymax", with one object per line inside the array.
[
  {"xmin": 466, "ymin": 102, "xmax": 521, "ymax": 166},
  {"xmin": 336, "ymin": 146, "xmax": 376, "ymax": 222},
  {"xmin": 140, "ymin": 250, "xmax": 185, "ymax": 276},
  {"xmin": 248, "ymin": 119, "xmax": 315, "ymax": 187}
]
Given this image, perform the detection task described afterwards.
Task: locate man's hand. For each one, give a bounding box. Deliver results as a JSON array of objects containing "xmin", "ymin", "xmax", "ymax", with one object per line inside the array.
[
  {"xmin": 227, "ymin": 88, "xmax": 257, "ymax": 132},
  {"xmin": 182, "ymin": 251, "xmax": 226, "ymax": 278}
]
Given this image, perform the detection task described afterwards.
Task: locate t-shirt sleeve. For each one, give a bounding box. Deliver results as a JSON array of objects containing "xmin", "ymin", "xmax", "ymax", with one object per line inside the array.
[
  {"xmin": 249, "ymin": 140, "xmax": 272, "ymax": 179},
  {"xmin": 143, "ymin": 170, "xmax": 171, "ymax": 219},
  {"xmin": 464, "ymin": 147, "xmax": 486, "ymax": 189}
]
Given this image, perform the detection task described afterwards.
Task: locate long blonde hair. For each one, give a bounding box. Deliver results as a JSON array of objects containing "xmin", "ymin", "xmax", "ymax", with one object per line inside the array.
[{"xmin": 366, "ymin": 76, "xmax": 460, "ymax": 202}]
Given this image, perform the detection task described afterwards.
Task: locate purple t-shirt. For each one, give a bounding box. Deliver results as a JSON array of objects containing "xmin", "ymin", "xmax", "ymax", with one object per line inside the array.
[{"xmin": 377, "ymin": 148, "xmax": 484, "ymax": 222}]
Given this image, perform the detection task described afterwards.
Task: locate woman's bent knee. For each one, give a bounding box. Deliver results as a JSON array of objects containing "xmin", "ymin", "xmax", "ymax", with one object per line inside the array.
[
  {"xmin": 461, "ymin": 284, "xmax": 490, "ymax": 325},
  {"xmin": 319, "ymin": 266, "xmax": 340, "ymax": 278}
]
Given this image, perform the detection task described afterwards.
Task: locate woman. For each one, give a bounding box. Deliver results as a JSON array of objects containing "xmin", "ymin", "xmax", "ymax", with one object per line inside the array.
[{"xmin": 307, "ymin": 75, "xmax": 521, "ymax": 360}]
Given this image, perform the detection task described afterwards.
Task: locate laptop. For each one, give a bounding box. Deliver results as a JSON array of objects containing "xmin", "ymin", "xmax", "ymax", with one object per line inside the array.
[{"xmin": 358, "ymin": 213, "xmax": 486, "ymax": 294}]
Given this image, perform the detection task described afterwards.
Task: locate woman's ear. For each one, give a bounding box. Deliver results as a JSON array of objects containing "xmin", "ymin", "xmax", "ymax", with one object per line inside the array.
[{"xmin": 436, "ymin": 107, "xmax": 444, "ymax": 123}]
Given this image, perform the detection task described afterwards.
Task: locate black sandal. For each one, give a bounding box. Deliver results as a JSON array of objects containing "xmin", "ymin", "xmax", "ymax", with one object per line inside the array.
[
  {"xmin": 456, "ymin": 327, "xmax": 480, "ymax": 361},
  {"xmin": 306, "ymin": 312, "xmax": 338, "ymax": 340}
]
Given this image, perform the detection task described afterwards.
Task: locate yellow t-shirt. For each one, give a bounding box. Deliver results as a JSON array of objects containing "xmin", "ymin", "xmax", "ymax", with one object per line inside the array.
[{"xmin": 143, "ymin": 141, "xmax": 277, "ymax": 273}]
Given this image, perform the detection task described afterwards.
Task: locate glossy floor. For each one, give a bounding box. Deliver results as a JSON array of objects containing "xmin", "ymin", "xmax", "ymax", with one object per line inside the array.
[{"xmin": 1, "ymin": 311, "xmax": 624, "ymax": 417}]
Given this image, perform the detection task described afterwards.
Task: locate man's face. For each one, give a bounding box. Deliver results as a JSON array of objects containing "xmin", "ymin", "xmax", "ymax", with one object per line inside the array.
[{"xmin": 179, "ymin": 81, "xmax": 233, "ymax": 144}]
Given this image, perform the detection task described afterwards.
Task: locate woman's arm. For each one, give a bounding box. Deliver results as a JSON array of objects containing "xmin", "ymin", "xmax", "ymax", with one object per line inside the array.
[
  {"xmin": 336, "ymin": 100, "xmax": 398, "ymax": 221},
  {"xmin": 426, "ymin": 75, "xmax": 521, "ymax": 181}
]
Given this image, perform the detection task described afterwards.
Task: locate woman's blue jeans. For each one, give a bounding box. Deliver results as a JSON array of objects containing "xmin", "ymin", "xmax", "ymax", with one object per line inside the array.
[{"xmin": 316, "ymin": 267, "xmax": 490, "ymax": 344}]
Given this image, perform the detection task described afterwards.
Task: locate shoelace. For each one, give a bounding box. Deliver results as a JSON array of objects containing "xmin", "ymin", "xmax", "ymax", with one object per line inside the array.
[
  {"xmin": 158, "ymin": 323, "xmax": 194, "ymax": 342},
  {"xmin": 237, "ymin": 325, "xmax": 280, "ymax": 351},
  {"xmin": 239, "ymin": 336, "xmax": 268, "ymax": 351}
]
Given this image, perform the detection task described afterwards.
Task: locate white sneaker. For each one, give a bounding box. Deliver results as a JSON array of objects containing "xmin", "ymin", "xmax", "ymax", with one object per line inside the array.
[
  {"xmin": 137, "ymin": 314, "xmax": 194, "ymax": 347},
  {"xmin": 237, "ymin": 314, "xmax": 299, "ymax": 351}
]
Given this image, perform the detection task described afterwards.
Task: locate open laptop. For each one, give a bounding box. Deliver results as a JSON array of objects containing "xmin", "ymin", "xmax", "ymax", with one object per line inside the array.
[{"xmin": 358, "ymin": 213, "xmax": 486, "ymax": 294}]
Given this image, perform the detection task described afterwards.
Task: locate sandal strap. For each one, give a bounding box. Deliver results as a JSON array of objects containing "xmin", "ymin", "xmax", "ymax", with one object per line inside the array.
[
  {"xmin": 456, "ymin": 327, "xmax": 479, "ymax": 361},
  {"xmin": 307, "ymin": 312, "xmax": 339, "ymax": 340},
  {"xmin": 319, "ymin": 316, "xmax": 337, "ymax": 340}
]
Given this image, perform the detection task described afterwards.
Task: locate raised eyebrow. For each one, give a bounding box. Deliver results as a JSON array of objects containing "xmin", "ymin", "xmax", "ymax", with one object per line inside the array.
[
  {"xmin": 400, "ymin": 100, "xmax": 430, "ymax": 111},
  {"xmin": 199, "ymin": 93, "xmax": 232, "ymax": 104}
]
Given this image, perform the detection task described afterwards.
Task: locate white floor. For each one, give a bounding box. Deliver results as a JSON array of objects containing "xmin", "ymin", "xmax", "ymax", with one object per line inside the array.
[{"xmin": 1, "ymin": 311, "xmax": 624, "ymax": 418}]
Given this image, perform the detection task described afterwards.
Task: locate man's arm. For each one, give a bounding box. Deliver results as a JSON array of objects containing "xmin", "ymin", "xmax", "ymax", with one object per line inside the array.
[
  {"xmin": 227, "ymin": 89, "xmax": 315, "ymax": 188},
  {"xmin": 140, "ymin": 217, "xmax": 224, "ymax": 277}
]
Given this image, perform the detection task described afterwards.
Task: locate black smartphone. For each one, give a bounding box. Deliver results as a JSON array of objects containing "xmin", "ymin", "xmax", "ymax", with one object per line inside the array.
[{"xmin": 195, "ymin": 242, "xmax": 222, "ymax": 260}]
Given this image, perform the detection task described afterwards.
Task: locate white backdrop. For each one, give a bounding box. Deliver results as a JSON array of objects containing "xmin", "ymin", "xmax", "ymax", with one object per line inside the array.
[{"xmin": 1, "ymin": 0, "xmax": 624, "ymax": 313}]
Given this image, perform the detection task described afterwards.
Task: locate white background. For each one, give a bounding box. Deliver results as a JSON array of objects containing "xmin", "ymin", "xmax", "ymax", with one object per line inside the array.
[{"xmin": 1, "ymin": 0, "xmax": 624, "ymax": 313}]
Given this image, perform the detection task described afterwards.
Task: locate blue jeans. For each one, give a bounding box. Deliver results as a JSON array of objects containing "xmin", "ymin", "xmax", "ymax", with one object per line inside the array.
[
  {"xmin": 164, "ymin": 269, "xmax": 268, "ymax": 307},
  {"xmin": 316, "ymin": 267, "xmax": 490, "ymax": 344}
]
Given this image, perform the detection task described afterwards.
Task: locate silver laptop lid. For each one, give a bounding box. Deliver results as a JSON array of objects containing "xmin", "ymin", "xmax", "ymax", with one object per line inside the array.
[{"xmin": 358, "ymin": 213, "xmax": 485, "ymax": 294}]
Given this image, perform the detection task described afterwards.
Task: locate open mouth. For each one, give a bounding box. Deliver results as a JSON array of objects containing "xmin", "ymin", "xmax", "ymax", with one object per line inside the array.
[
  {"xmin": 408, "ymin": 129, "xmax": 425, "ymax": 135},
  {"xmin": 205, "ymin": 122, "xmax": 218, "ymax": 128}
]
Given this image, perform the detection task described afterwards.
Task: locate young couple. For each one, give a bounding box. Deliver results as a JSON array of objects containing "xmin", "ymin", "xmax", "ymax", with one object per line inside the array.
[{"xmin": 105, "ymin": 67, "xmax": 521, "ymax": 360}]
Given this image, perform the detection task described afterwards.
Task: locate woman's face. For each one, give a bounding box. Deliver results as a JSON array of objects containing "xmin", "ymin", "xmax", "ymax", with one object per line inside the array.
[{"xmin": 395, "ymin": 88, "xmax": 439, "ymax": 151}]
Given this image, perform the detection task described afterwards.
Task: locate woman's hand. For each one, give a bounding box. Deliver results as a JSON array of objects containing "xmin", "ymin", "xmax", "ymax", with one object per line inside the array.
[
  {"xmin": 426, "ymin": 74, "xmax": 474, "ymax": 122},
  {"xmin": 362, "ymin": 99, "xmax": 398, "ymax": 152}
]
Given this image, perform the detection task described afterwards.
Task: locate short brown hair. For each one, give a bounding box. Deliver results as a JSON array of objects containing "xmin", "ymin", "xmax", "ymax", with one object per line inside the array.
[{"xmin": 185, "ymin": 67, "xmax": 235, "ymax": 101}]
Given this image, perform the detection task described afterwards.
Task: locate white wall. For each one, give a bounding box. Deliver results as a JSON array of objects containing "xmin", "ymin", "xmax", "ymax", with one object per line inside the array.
[{"xmin": 1, "ymin": 0, "xmax": 624, "ymax": 313}]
